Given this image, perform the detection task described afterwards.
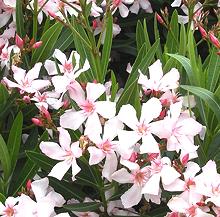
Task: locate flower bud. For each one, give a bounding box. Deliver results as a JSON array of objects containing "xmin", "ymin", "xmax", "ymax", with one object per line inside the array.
[
  {"xmin": 40, "ymin": 106, "xmax": 51, "ymax": 121},
  {"xmin": 23, "ymin": 95, "xmax": 31, "ymax": 103},
  {"xmin": 32, "ymin": 41, "xmax": 43, "ymax": 49},
  {"xmin": 198, "ymin": 25, "xmax": 207, "ymax": 39},
  {"xmin": 156, "ymin": 13, "xmax": 165, "ymax": 25},
  {"xmin": 209, "ymin": 31, "xmax": 220, "ymax": 49},
  {"xmin": 32, "ymin": 118, "xmax": 43, "ymax": 126},
  {"xmin": 15, "ymin": 34, "xmax": 24, "ymax": 49},
  {"xmin": 181, "ymin": 153, "xmax": 189, "ymax": 166},
  {"xmin": 129, "ymin": 152, "xmax": 138, "ymax": 162},
  {"xmin": 26, "ymin": 179, "xmax": 32, "ymax": 191}
]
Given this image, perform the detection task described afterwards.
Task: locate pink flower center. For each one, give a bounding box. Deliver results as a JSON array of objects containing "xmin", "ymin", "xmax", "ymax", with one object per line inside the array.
[
  {"xmin": 64, "ymin": 61, "xmax": 73, "ymax": 73},
  {"xmin": 4, "ymin": 206, "xmax": 15, "ymax": 217},
  {"xmin": 188, "ymin": 205, "xmax": 196, "ymax": 217},
  {"xmin": 137, "ymin": 123, "xmax": 148, "ymax": 135},
  {"xmin": 101, "ymin": 140, "xmax": 113, "ymax": 153},
  {"xmin": 132, "ymin": 170, "xmax": 149, "ymax": 186},
  {"xmin": 21, "ymin": 78, "xmax": 31, "ymax": 88},
  {"xmin": 150, "ymin": 159, "xmax": 163, "ymax": 173},
  {"xmin": 185, "ymin": 178, "xmax": 196, "ymax": 190},
  {"xmin": 80, "ymin": 100, "xmax": 95, "ymax": 113}
]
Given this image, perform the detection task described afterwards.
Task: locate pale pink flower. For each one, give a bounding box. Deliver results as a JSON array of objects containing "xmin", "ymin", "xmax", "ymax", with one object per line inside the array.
[
  {"xmin": 88, "ymin": 117, "xmax": 123, "ymax": 181},
  {"xmin": 194, "ymin": 160, "xmax": 220, "ymax": 207},
  {"xmin": 142, "ymin": 156, "xmax": 180, "ymax": 196},
  {"xmin": 111, "ymin": 0, "xmax": 134, "ymax": 18},
  {"xmin": 117, "ymin": 97, "xmax": 162, "ymax": 157},
  {"xmin": 167, "ymin": 195, "xmax": 214, "ymax": 217},
  {"xmin": 16, "ymin": 178, "xmax": 65, "ymax": 217},
  {"xmin": 152, "ymin": 101, "xmax": 202, "ymax": 155},
  {"xmin": 0, "ymin": 197, "xmax": 19, "ymax": 217},
  {"xmin": 138, "ymin": 60, "xmax": 180, "ymax": 93},
  {"xmin": 3, "ymin": 63, "xmax": 51, "ymax": 93},
  {"xmin": 87, "ymin": 0, "xmax": 103, "ymax": 17},
  {"xmin": 129, "ymin": 0, "xmax": 152, "ymax": 14},
  {"xmin": 40, "ymin": 127, "xmax": 82, "ymax": 181},
  {"xmin": 111, "ymin": 162, "xmax": 150, "ymax": 208},
  {"xmin": 60, "ymin": 82, "xmax": 116, "ymax": 137}
]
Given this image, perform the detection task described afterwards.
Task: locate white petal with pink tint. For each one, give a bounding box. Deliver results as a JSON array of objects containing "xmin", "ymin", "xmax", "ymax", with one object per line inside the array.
[
  {"xmin": 111, "ymin": 168, "xmax": 133, "ymax": 183},
  {"xmin": 49, "ymin": 160, "xmax": 72, "ymax": 180},
  {"xmin": 40, "ymin": 142, "xmax": 66, "ymax": 161},
  {"xmin": 121, "ymin": 184, "xmax": 142, "ymax": 208},
  {"xmin": 95, "ymin": 101, "xmax": 116, "ymax": 119},
  {"xmin": 60, "ymin": 110, "xmax": 87, "ymax": 130},
  {"xmin": 88, "ymin": 146, "xmax": 105, "ymax": 165},
  {"xmin": 118, "ymin": 104, "xmax": 138, "ymax": 130},
  {"xmin": 86, "ymin": 83, "xmax": 106, "ymax": 102},
  {"xmin": 142, "ymin": 173, "xmax": 160, "ymax": 195}
]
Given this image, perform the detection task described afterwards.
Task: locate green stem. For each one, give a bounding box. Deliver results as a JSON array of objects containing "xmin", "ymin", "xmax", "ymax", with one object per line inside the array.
[{"xmin": 33, "ymin": 0, "xmax": 38, "ymax": 40}]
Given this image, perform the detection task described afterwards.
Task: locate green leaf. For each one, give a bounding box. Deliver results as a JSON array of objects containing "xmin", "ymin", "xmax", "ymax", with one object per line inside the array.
[
  {"xmin": 49, "ymin": 177, "xmax": 85, "ymax": 201},
  {"xmin": 187, "ymin": 30, "xmax": 201, "ymax": 86},
  {"xmin": 16, "ymin": 0, "xmax": 25, "ymax": 37},
  {"xmin": 64, "ymin": 202, "xmax": 102, "ymax": 212},
  {"xmin": 101, "ymin": 13, "xmax": 113, "ymax": 82},
  {"xmin": 0, "ymin": 193, "xmax": 6, "ymax": 203},
  {"xmin": 181, "ymin": 85, "xmax": 220, "ymax": 121},
  {"xmin": 0, "ymin": 135, "xmax": 11, "ymax": 182},
  {"xmin": 53, "ymin": 28, "xmax": 74, "ymax": 54},
  {"xmin": 206, "ymin": 48, "xmax": 220, "ymax": 92},
  {"xmin": 136, "ymin": 21, "xmax": 145, "ymax": 52},
  {"xmin": 165, "ymin": 10, "xmax": 179, "ymax": 53},
  {"xmin": 7, "ymin": 112, "xmax": 23, "ymax": 172},
  {"xmin": 31, "ymin": 22, "xmax": 63, "ymax": 64},
  {"xmin": 167, "ymin": 54, "xmax": 194, "ymax": 84}
]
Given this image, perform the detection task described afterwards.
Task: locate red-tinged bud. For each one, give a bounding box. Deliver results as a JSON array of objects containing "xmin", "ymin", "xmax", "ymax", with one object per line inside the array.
[
  {"xmin": 92, "ymin": 20, "xmax": 98, "ymax": 29},
  {"xmin": 40, "ymin": 106, "xmax": 51, "ymax": 121},
  {"xmin": 32, "ymin": 41, "xmax": 42, "ymax": 49},
  {"xmin": 181, "ymin": 153, "xmax": 189, "ymax": 165},
  {"xmin": 26, "ymin": 179, "xmax": 32, "ymax": 191},
  {"xmin": 156, "ymin": 13, "xmax": 165, "ymax": 25},
  {"xmin": 209, "ymin": 31, "xmax": 220, "ymax": 49},
  {"xmin": 144, "ymin": 89, "xmax": 152, "ymax": 96},
  {"xmin": 159, "ymin": 109, "xmax": 166, "ymax": 119},
  {"xmin": 129, "ymin": 152, "xmax": 138, "ymax": 162},
  {"xmin": 23, "ymin": 95, "xmax": 31, "ymax": 103},
  {"xmin": 32, "ymin": 118, "xmax": 43, "ymax": 126},
  {"xmin": 93, "ymin": 80, "xmax": 98, "ymax": 83},
  {"xmin": 198, "ymin": 26, "xmax": 207, "ymax": 39},
  {"xmin": 15, "ymin": 34, "xmax": 24, "ymax": 49},
  {"xmin": 63, "ymin": 99, "xmax": 70, "ymax": 109},
  {"xmin": 48, "ymin": 10, "xmax": 57, "ymax": 19},
  {"xmin": 217, "ymin": 51, "xmax": 220, "ymax": 56}
]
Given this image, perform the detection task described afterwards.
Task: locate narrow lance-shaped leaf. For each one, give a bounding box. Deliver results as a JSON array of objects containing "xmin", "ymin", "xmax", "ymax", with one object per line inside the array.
[
  {"xmin": 64, "ymin": 202, "xmax": 102, "ymax": 212},
  {"xmin": 16, "ymin": 0, "xmax": 25, "ymax": 37},
  {"xmin": 7, "ymin": 112, "xmax": 23, "ymax": 173},
  {"xmin": 181, "ymin": 85, "xmax": 220, "ymax": 121},
  {"xmin": 0, "ymin": 135, "xmax": 11, "ymax": 182},
  {"xmin": 101, "ymin": 12, "xmax": 113, "ymax": 82},
  {"xmin": 31, "ymin": 22, "xmax": 63, "ymax": 64}
]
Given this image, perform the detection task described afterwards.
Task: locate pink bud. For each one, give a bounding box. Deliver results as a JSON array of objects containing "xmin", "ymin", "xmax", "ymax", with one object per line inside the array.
[
  {"xmin": 168, "ymin": 212, "xmax": 179, "ymax": 217},
  {"xmin": 26, "ymin": 179, "xmax": 32, "ymax": 191},
  {"xmin": 92, "ymin": 20, "xmax": 98, "ymax": 29},
  {"xmin": 23, "ymin": 95, "xmax": 31, "ymax": 103},
  {"xmin": 32, "ymin": 41, "xmax": 42, "ymax": 49},
  {"xmin": 40, "ymin": 106, "xmax": 51, "ymax": 121},
  {"xmin": 159, "ymin": 109, "xmax": 166, "ymax": 119},
  {"xmin": 156, "ymin": 13, "xmax": 165, "ymax": 25},
  {"xmin": 47, "ymin": 11, "xmax": 57, "ymax": 19},
  {"xmin": 15, "ymin": 34, "xmax": 24, "ymax": 49},
  {"xmin": 32, "ymin": 118, "xmax": 43, "ymax": 126},
  {"xmin": 209, "ymin": 31, "xmax": 220, "ymax": 49},
  {"xmin": 181, "ymin": 154, "xmax": 189, "ymax": 165},
  {"xmin": 129, "ymin": 152, "xmax": 138, "ymax": 162},
  {"xmin": 198, "ymin": 26, "xmax": 207, "ymax": 39}
]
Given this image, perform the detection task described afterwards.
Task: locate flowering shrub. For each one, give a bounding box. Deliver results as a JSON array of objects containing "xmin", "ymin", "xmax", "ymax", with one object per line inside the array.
[{"xmin": 0, "ymin": 0, "xmax": 220, "ymax": 216}]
